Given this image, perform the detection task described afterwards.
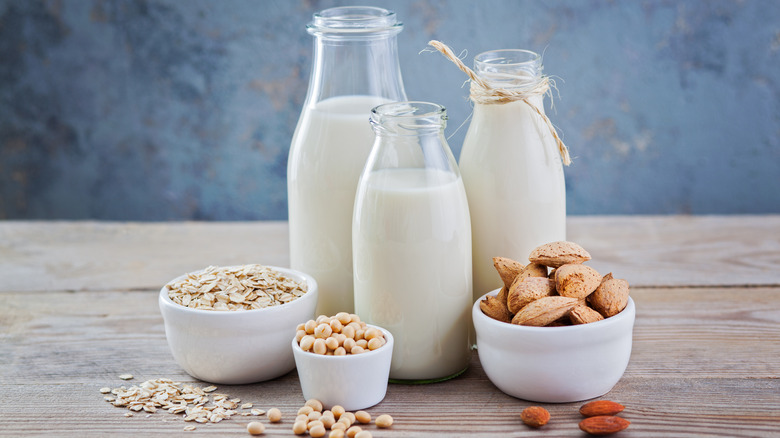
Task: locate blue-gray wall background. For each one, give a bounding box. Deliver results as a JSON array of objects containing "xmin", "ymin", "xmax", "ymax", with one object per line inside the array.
[{"xmin": 1, "ymin": 0, "xmax": 778, "ymax": 220}]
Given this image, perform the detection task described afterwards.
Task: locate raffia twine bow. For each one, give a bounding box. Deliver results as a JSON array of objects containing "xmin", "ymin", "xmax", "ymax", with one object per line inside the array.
[{"xmin": 428, "ymin": 40, "xmax": 571, "ymax": 166}]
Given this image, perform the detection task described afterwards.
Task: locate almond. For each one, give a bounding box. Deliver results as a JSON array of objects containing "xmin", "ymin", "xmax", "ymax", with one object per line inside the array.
[
  {"xmin": 578, "ymin": 415, "xmax": 630, "ymax": 435},
  {"xmin": 579, "ymin": 400, "xmax": 625, "ymax": 417},
  {"xmin": 507, "ymin": 263, "xmax": 549, "ymax": 294},
  {"xmin": 511, "ymin": 296, "xmax": 580, "ymax": 326},
  {"xmin": 479, "ymin": 295, "xmax": 511, "ymax": 323},
  {"xmin": 493, "ymin": 257, "xmax": 525, "ymax": 289},
  {"xmin": 507, "ymin": 277, "xmax": 556, "ymax": 314},
  {"xmin": 589, "ymin": 278, "xmax": 630, "ymax": 318},
  {"xmin": 555, "ymin": 264, "xmax": 601, "ymax": 299},
  {"xmin": 529, "ymin": 241, "xmax": 591, "ymax": 268},
  {"xmin": 518, "ymin": 262, "xmax": 548, "ymax": 280},
  {"xmin": 520, "ymin": 406, "xmax": 550, "ymax": 428},
  {"xmin": 568, "ymin": 304, "xmax": 604, "ymax": 325},
  {"xmin": 496, "ymin": 286, "xmax": 509, "ymax": 305}
]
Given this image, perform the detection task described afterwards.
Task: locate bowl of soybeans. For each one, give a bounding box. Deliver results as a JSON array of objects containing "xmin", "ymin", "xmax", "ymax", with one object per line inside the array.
[{"xmin": 292, "ymin": 312, "xmax": 394, "ymax": 411}]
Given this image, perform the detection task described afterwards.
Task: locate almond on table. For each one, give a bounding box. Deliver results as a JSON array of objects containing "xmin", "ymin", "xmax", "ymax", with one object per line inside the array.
[
  {"xmin": 580, "ymin": 400, "xmax": 626, "ymax": 417},
  {"xmin": 521, "ymin": 406, "xmax": 550, "ymax": 427},
  {"xmin": 579, "ymin": 415, "xmax": 630, "ymax": 435}
]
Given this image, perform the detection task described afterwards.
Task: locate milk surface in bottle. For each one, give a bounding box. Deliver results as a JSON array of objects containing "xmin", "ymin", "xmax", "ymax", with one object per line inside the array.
[
  {"xmin": 288, "ymin": 7, "xmax": 406, "ymax": 316},
  {"xmin": 353, "ymin": 102, "xmax": 472, "ymax": 382},
  {"xmin": 458, "ymin": 49, "xmax": 567, "ymax": 301}
]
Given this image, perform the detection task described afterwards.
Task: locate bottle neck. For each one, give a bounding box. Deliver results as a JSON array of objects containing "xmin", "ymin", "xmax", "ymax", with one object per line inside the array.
[
  {"xmin": 474, "ymin": 49, "xmax": 542, "ymax": 90},
  {"xmin": 367, "ymin": 102, "xmax": 456, "ymax": 174},
  {"xmin": 305, "ymin": 34, "xmax": 407, "ymax": 105}
]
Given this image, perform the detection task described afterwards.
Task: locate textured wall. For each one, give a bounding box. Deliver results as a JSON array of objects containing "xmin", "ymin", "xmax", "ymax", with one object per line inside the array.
[{"xmin": 1, "ymin": 0, "xmax": 778, "ymax": 220}]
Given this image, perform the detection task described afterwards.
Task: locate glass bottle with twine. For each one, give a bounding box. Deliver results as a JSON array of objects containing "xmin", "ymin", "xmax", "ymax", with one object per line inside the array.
[{"xmin": 428, "ymin": 40, "xmax": 569, "ymax": 303}]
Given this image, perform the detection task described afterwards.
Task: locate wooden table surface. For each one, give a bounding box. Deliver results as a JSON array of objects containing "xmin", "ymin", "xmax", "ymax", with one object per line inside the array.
[{"xmin": 1, "ymin": 216, "xmax": 779, "ymax": 437}]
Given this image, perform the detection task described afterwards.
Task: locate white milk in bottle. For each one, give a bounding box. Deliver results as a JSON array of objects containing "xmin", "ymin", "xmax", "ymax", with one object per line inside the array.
[
  {"xmin": 353, "ymin": 102, "xmax": 472, "ymax": 382},
  {"xmin": 288, "ymin": 7, "xmax": 406, "ymax": 316},
  {"xmin": 457, "ymin": 49, "xmax": 569, "ymax": 301},
  {"xmin": 289, "ymin": 95, "xmax": 390, "ymax": 315}
]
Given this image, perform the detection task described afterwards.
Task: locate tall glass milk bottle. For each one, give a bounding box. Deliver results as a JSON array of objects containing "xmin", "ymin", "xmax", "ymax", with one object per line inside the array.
[
  {"xmin": 353, "ymin": 102, "xmax": 473, "ymax": 383},
  {"xmin": 288, "ymin": 7, "xmax": 407, "ymax": 316},
  {"xmin": 459, "ymin": 49, "xmax": 567, "ymax": 301}
]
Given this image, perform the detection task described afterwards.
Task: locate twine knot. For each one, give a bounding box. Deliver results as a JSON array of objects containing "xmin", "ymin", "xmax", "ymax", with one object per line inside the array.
[{"xmin": 428, "ymin": 40, "xmax": 571, "ymax": 166}]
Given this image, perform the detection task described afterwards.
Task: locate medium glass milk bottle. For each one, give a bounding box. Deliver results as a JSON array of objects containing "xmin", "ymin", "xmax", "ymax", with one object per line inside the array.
[
  {"xmin": 459, "ymin": 49, "xmax": 567, "ymax": 301},
  {"xmin": 288, "ymin": 7, "xmax": 407, "ymax": 316},
  {"xmin": 353, "ymin": 102, "xmax": 473, "ymax": 383}
]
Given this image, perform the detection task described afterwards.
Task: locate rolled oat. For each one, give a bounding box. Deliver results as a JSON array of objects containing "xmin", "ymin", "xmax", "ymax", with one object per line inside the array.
[{"xmin": 166, "ymin": 264, "xmax": 308, "ymax": 311}]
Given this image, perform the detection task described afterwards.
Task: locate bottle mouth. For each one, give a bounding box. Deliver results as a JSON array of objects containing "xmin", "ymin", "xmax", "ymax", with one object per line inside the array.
[
  {"xmin": 370, "ymin": 102, "xmax": 447, "ymax": 135},
  {"xmin": 474, "ymin": 49, "xmax": 542, "ymax": 88},
  {"xmin": 307, "ymin": 6, "xmax": 403, "ymax": 36}
]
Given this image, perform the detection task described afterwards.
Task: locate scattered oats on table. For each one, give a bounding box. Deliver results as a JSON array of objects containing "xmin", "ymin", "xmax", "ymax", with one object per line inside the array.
[
  {"xmin": 105, "ymin": 379, "xmax": 250, "ymax": 424},
  {"xmin": 165, "ymin": 264, "xmax": 308, "ymax": 311}
]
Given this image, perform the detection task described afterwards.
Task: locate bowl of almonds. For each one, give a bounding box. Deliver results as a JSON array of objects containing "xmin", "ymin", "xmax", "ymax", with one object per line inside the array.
[
  {"xmin": 159, "ymin": 264, "xmax": 317, "ymax": 385},
  {"xmin": 472, "ymin": 241, "xmax": 635, "ymax": 403}
]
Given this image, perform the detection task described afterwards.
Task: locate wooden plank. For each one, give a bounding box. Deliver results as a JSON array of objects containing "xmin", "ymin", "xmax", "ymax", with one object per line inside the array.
[
  {"xmin": 568, "ymin": 215, "xmax": 780, "ymax": 288},
  {"xmin": 2, "ymin": 286, "xmax": 779, "ymax": 436},
  {"xmin": 0, "ymin": 221, "xmax": 291, "ymax": 293},
  {"xmin": 0, "ymin": 377, "xmax": 778, "ymax": 437},
  {"xmin": 1, "ymin": 216, "xmax": 779, "ymax": 294}
]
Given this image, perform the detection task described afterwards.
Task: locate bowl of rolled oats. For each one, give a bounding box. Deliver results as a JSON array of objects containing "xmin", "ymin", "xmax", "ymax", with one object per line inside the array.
[{"xmin": 159, "ymin": 264, "xmax": 317, "ymax": 384}]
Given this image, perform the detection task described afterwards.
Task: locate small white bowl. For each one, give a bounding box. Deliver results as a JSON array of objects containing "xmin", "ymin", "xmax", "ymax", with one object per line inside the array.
[
  {"xmin": 292, "ymin": 325, "xmax": 394, "ymax": 411},
  {"xmin": 159, "ymin": 265, "xmax": 318, "ymax": 385},
  {"xmin": 473, "ymin": 289, "xmax": 635, "ymax": 403}
]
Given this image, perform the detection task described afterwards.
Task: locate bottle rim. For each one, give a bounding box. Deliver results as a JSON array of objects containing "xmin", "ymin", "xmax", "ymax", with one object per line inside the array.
[
  {"xmin": 473, "ymin": 49, "xmax": 542, "ymax": 87},
  {"xmin": 307, "ymin": 6, "xmax": 403, "ymax": 36},
  {"xmin": 370, "ymin": 101, "xmax": 447, "ymax": 135}
]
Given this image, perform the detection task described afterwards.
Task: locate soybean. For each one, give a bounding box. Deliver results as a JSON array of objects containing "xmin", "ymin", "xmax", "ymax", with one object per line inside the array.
[
  {"xmin": 346, "ymin": 425, "xmax": 362, "ymax": 438},
  {"xmin": 309, "ymin": 425, "xmax": 326, "ymax": 438},
  {"xmin": 307, "ymin": 420, "xmax": 324, "ymax": 431},
  {"xmin": 292, "ymin": 421, "xmax": 308, "ymax": 435},
  {"xmin": 331, "ymin": 405, "xmax": 345, "ymax": 419},
  {"xmin": 331, "ymin": 421, "xmax": 347, "ymax": 431},
  {"xmin": 341, "ymin": 412, "xmax": 356, "ymax": 425},
  {"xmin": 305, "ymin": 398, "xmax": 323, "ymax": 412},
  {"xmin": 247, "ymin": 421, "xmax": 265, "ymax": 435},
  {"xmin": 312, "ymin": 338, "xmax": 327, "ymax": 355},
  {"xmin": 375, "ymin": 414, "xmax": 393, "ymax": 428},
  {"xmin": 267, "ymin": 407, "xmax": 281, "ymax": 423},
  {"xmin": 299, "ymin": 335, "xmax": 315, "ymax": 351},
  {"xmin": 354, "ymin": 410, "xmax": 371, "ymax": 424}
]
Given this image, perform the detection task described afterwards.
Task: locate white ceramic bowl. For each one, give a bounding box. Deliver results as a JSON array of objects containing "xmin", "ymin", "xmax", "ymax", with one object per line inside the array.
[
  {"xmin": 159, "ymin": 265, "xmax": 318, "ymax": 385},
  {"xmin": 473, "ymin": 289, "xmax": 635, "ymax": 403},
  {"xmin": 292, "ymin": 325, "xmax": 394, "ymax": 411}
]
